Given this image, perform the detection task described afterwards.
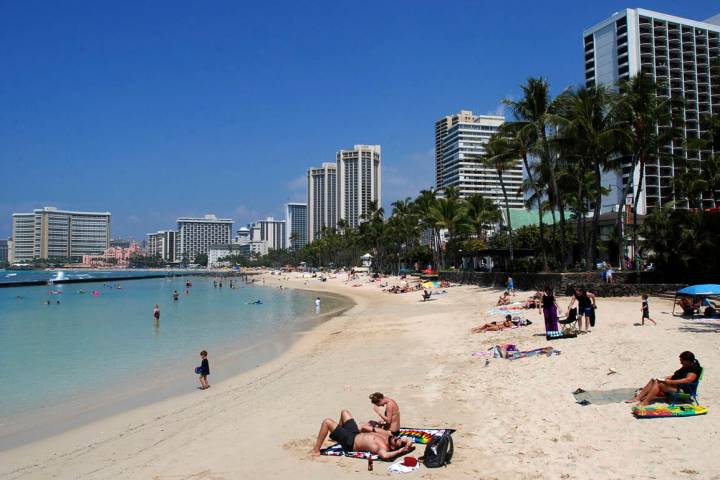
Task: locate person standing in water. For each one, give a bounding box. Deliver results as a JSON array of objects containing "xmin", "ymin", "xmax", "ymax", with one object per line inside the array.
[
  {"xmin": 153, "ymin": 304, "xmax": 160, "ymax": 324},
  {"xmin": 172, "ymin": 290, "xmax": 179, "ymax": 301}
]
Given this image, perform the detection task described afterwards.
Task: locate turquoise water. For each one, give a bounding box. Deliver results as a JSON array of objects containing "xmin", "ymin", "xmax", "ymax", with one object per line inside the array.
[
  {"xmin": 0, "ymin": 268, "xmax": 195, "ymax": 285},
  {"xmin": 0, "ymin": 276, "xmax": 344, "ymax": 438}
]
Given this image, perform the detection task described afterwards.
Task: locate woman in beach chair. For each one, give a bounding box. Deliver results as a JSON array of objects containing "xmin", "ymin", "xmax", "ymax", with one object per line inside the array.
[{"xmin": 626, "ymin": 351, "xmax": 703, "ymax": 406}]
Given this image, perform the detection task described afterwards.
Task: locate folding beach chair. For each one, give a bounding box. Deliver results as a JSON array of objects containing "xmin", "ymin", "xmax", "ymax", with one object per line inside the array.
[
  {"xmin": 558, "ymin": 308, "xmax": 578, "ymax": 334},
  {"xmin": 667, "ymin": 367, "xmax": 704, "ymax": 405}
]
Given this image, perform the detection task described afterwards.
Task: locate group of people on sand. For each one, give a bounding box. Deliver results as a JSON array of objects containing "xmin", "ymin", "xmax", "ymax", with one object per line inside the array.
[
  {"xmin": 311, "ymin": 393, "xmax": 415, "ymax": 460},
  {"xmin": 386, "ymin": 283, "xmax": 422, "ymax": 294},
  {"xmin": 472, "ymin": 314, "xmax": 531, "ymax": 333}
]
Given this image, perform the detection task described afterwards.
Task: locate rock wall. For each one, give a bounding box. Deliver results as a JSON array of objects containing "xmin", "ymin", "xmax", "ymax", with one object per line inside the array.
[{"xmin": 439, "ymin": 271, "xmax": 686, "ymax": 297}]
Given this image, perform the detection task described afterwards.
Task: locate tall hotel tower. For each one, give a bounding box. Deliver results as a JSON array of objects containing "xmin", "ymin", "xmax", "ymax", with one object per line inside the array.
[
  {"xmin": 307, "ymin": 163, "xmax": 337, "ymax": 242},
  {"xmin": 285, "ymin": 202, "xmax": 308, "ymax": 250},
  {"xmin": 435, "ymin": 111, "xmax": 523, "ymax": 207},
  {"xmin": 584, "ymin": 9, "xmax": 720, "ymax": 213},
  {"xmin": 177, "ymin": 214, "xmax": 233, "ymax": 262},
  {"xmin": 11, "ymin": 207, "xmax": 111, "ymax": 262},
  {"xmin": 336, "ymin": 144, "xmax": 382, "ymax": 228}
]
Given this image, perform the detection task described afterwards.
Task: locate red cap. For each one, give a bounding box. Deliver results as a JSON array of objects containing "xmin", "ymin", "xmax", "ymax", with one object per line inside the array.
[{"xmin": 402, "ymin": 456, "xmax": 418, "ymax": 467}]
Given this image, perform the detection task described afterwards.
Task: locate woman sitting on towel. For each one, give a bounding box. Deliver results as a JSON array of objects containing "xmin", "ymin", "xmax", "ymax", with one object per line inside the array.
[
  {"xmin": 496, "ymin": 291, "xmax": 511, "ymax": 306},
  {"xmin": 472, "ymin": 314, "xmax": 514, "ymax": 333},
  {"xmin": 626, "ymin": 351, "xmax": 702, "ymax": 406}
]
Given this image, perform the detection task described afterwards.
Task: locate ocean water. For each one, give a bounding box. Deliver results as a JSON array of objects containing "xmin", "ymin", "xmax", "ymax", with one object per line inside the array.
[
  {"xmin": 0, "ymin": 276, "xmax": 346, "ymax": 444},
  {"xmin": 0, "ymin": 268, "xmax": 191, "ymax": 285}
]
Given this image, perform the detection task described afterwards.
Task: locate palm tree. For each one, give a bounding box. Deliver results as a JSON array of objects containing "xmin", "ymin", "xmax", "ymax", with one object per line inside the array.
[
  {"xmin": 465, "ymin": 194, "xmax": 501, "ymax": 241},
  {"xmin": 615, "ymin": 73, "xmax": 672, "ymax": 269},
  {"xmin": 504, "ymin": 77, "xmax": 569, "ymax": 270},
  {"xmin": 482, "ymin": 132, "xmax": 520, "ymax": 264},
  {"xmin": 428, "ymin": 195, "xmax": 466, "ymax": 269},
  {"xmin": 556, "ymin": 84, "xmax": 624, "ymax": 269},
  {"xmin": 414, "ymin": 189, "xmax": 441, "ymax": 268}
]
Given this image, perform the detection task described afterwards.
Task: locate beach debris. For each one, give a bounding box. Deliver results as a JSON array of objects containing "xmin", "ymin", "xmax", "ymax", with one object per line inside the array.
[
  {"xmin": 577, "ymin": 399, "xmax": 592, "ymax": 406},
  {"xmin": 608, "ymin": 368, "xmax": 617, "ymax": 375}
]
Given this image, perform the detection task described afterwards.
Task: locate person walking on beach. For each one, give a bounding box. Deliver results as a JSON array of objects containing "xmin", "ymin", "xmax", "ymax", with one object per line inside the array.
[
  {"xmin": 641, "ymin": 294, "xmax": 657, "ymax": 325},
  {"xmin": 567, "ymin": 287, "xmax": 596, "ymax": 333},
  {"xmin": 507, "ymin": 277, "xmax": 515, "ymax": 296},
  {"xmin": 540, "ymin": 286, "xmax": 560, "ymax": 334},
  {"xmin": 153, "ymin": 304, "xmax": 160, "ymax": 324},
  {"xmin": 198, "ymin": 350, "xmax": 210, "ymax": 389}
]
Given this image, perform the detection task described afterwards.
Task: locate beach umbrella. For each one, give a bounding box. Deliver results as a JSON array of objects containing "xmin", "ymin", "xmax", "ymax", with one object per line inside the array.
[{"xmin": 673, "ymin": 284, "xmax": 720, "ymax": 315}]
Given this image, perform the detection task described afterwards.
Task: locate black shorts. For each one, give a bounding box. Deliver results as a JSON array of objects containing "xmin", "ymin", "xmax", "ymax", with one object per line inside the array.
[
  {"xmin": 330, "ymin": 419, "xmax": 360, "ymax": 451},
  {"xmin": 642, "ymin": 309, "xmax": 649, "ymax": 318}
]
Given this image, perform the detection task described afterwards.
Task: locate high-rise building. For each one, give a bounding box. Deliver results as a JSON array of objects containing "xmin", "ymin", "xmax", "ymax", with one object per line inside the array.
[
  {"xmin": 233, "ymin": 227, "xmax": 251, "ymax": 245},
  {"xmin": 307, "ymin": 163, "xmax": 337, "ymax": 242},
  {"xmin": 177, "ymin": 214, "xmax": 233, "ymax": 262},
  {"xmin": 252, "ymin": 217, "xmax": 286, "ymax": 251},
  {"xmin": 10, "ymin": 207, "xmax": 111, "ymax": 262},
  {"xmin": 584, "ymin": 9, "xmax": 720, "ymax": 213},
  {"xmin": 336, "ymin": 144, "xmax": 382, "ymax": 228},
  {"xmin": 285, "ymin": 202, "xmax": 308, "ymax": 250},
  {"xmin": 147, "ymin": 230, "xmax": 178, "ymax": 263},
  {"xmin": 435, "ymin": 111, "xmax": 523, "ymax": 207},
  {"xmin": 0, "ymin": 239, "xmax": 8, "ymax": 263}
]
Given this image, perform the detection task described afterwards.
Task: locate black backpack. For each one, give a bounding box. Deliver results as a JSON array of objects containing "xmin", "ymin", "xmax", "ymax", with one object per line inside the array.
[{"xmin": 420, "ymin": 431, "xmax": 454, "ymax": 468}]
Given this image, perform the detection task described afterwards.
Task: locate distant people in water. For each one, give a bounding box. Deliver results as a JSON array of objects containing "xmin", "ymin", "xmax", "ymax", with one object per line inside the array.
[
  {"xmin": 315, "ymin": 297, "xmax": 321, "ymax": 308},
  {"xmin": 172, "ymin": 290, "xmax": 179, "ymax": 301},
  {"xmin": 197, "ymin": 350, "xmax": 210, "ymax": 390},
  {"xmin": 247, "ymin": 300, "xmax": 263, "ymax": 305},
  {"xmin": 153, "ymin": 304, "xmax": 160, "ymax": 323}
]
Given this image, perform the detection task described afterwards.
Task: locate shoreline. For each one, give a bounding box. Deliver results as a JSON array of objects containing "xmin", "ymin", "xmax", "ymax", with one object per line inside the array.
[
  {"xmin": 1, "ymin": 273, "xmax": 718, "ymax": 479},
  {"xmin": 0, "ymin": 279, "xmax": 354, "ymax": 451}
]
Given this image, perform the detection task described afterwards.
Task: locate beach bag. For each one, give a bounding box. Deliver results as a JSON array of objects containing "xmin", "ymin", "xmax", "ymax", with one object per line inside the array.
[{"xmin": 420, "ymin": 431, "xmax": 453, "ymax": 468}]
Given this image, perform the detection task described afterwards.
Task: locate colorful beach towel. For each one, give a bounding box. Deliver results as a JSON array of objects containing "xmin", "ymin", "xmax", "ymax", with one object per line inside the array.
[
  {"xmin": 321, "ymin": 428, "xmax": 456, "ymax": 460},
  {"xmin": 487, "ymin": 302, "xmax": 526, "ymax": 315},
  {"xmin": 507, "ymin": 346, "xmax": 561, "ymax": 360}
]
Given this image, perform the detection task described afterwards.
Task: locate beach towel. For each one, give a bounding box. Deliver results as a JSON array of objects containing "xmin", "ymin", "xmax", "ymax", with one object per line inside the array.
[
  {"xmin": 487, "ymin": 302, "xmax": 526, "ymax": 315},
  {"xmin": 507, "ymin": 347, "xmax": 561, "ymax": 360},
  {"xmin": 321, "ymin": 428, "xmax": 456, "ymax": 461},
  {"xmin": 573, "ymin": 388, "xmax": 637, "ymax": 405}
]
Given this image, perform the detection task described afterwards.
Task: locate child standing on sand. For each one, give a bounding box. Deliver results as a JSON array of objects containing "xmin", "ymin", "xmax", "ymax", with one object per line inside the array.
[
  {"xmin": 198, "ymin": 350, "xmax": 210, "ymax": 389},
  {"xmin": 641, "ymin": 294, "xmax": 656, "ymax": 325}
]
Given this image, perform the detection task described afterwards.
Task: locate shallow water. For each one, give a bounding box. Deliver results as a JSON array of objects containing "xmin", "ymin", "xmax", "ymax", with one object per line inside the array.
[{"xmin": 0, "ymin": 276, "xmax": 346, "ymax": 445}]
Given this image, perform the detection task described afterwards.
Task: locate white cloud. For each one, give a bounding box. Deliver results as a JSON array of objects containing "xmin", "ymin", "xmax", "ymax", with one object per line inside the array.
[{"xmin": 287, "ymin": 175, "xmax": 306, "ymax": 191}]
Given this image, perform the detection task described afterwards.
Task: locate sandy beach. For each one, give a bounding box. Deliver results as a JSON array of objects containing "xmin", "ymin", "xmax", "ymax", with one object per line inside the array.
[{"xmin": 1, "ymin": 272, "xmax": 718, "ymax": 479}]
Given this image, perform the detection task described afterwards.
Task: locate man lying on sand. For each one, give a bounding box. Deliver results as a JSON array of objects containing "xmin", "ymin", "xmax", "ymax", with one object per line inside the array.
[
  {"xmin": 361, "ymin": 392, "xmax": 400, "ymax": 435},
  {"xmin": 310, "ymin": 409, "xmax": 414, "ymax": 459}
]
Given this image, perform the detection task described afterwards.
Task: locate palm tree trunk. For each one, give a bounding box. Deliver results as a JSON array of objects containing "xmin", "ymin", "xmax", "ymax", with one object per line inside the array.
[
  {"xmin": 576, "ymin": 177, "xmax": 584, "ymax": 267},
  {"xmin": 522, "ymin": 153, "xmax": 548, "ymax": 270},
  {"xmin": 541, "ymin": 135, "xmax": 567, "ymax": 271},
  {"xmin": 632, "ymin": 159, "xmax": 646, "ymax": 272},
  {"xmin": 500, "ymin": 175, "xmax": 514, "ymax": 265},
  {"xmin": 588, "ymin": 158, "xmax": 603, "ymax": 271}
]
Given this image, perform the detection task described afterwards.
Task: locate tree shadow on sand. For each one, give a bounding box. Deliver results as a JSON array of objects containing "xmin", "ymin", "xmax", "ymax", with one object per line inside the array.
[{"xmin": 677, "ymin": 319, "xmax": 720, "ymax": 334}]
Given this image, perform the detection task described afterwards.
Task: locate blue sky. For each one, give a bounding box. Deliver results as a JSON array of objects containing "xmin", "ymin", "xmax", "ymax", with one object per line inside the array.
[{"xmin": 1, "ymin": 1, "xmax": 716, "ymax": 240}]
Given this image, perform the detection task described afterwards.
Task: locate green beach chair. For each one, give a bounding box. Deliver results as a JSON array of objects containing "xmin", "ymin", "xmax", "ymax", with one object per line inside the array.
[{"xmin": 668, "ymin": 367, "xmax": 704, "ymax": 406}]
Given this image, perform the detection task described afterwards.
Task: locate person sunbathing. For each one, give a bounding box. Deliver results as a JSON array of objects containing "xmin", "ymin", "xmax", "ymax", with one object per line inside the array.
[
  {"xmin": 472, "ymin": 314, "xmax": 514, "ymax": 333},
  {"xmin": 310, "ymin": 409, "xmax": 414, "ymax": 459},
  {"xmin": 626, "ymin": 351, "xmax": 702, "ymax": 406},
  {"xmin": 497, "ymin": 291, "xmax": 511, "ymax": 306}
]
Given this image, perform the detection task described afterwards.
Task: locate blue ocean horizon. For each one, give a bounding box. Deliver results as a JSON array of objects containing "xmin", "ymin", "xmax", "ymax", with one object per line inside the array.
[{"xmin": 0, "ymin": 275, "xmax": 347, "ymax": 447}]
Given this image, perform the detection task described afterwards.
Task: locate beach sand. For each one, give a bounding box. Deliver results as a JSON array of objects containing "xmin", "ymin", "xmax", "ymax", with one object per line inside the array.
[{"xmin": 1, "ymin": 272, "xmax": 718, "ymax": 479}]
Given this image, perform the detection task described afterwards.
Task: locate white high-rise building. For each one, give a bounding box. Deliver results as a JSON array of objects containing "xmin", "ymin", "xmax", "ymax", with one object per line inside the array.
[
  {"xmin": 177, "ymin": 214, "xmax": 233, "ymax": 262},
  {"xmin": 285, "ymin": 203, "xmax": 308, "ymax": 250},
  {"xmin": 11, "ymin": 207, "xmax": 111, "ymax": 262},
  {"xmin": 584, "ymin": 9, "xmax": 720, "ymax": 213},
  {"xmin": 336, "ymin": 144, "xmax": 382, "ymax": 228},
  {"xmin": 250, "ymin": 217, "xmax": 286, "ymax": 251},
  {"xmin": 307, "ymin": 163, "xmax": 337, "ymax": 242},
  {"xmin": 435, "ymin": 112, "xmax": 523, "ymax": 207},
  {"xmin": 147, "ymin": 230, "xmax": 178, "ymax": 263}
]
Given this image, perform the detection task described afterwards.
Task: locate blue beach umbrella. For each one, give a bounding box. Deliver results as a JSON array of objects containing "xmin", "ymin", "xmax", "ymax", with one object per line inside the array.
[{"xmin": 673, "ymin": 284, "xmax": 720, "ymax": 316}]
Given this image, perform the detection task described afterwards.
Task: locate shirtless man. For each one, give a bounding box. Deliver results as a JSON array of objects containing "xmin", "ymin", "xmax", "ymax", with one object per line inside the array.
[
  {"xmin": 310, "ymin": 409, "xmax": 414, "ymax": 459},
  {"xmin": 362, "ymin": 392, "xmax": 400, "ymax": 435}
]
